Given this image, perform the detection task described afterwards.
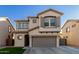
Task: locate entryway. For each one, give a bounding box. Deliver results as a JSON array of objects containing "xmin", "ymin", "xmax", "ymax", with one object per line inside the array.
[{"xmin": 25, "ymin": 35, "xmax": 29, "ymax": 46}]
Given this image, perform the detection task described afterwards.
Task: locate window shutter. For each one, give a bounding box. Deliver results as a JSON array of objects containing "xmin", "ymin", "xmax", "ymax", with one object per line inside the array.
[
  {"xmin": 41, "ymin": 17, "xmax": 44, "ymax": 27},
  {"xmin": 56, "ymin": 16, "xmax": 60, "ymax": 27}
]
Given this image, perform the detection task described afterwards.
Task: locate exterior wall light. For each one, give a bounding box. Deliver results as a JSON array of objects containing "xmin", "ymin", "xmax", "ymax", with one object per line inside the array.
[{"xmin": 17, "ymin": 35, "xmax": 22, "ymax": 40}]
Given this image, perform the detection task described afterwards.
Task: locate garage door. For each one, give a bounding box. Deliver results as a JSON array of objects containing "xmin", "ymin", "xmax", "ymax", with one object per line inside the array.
[{"xmin": 32, "ymin": 36, "xmax": 57, "ymax": 47}]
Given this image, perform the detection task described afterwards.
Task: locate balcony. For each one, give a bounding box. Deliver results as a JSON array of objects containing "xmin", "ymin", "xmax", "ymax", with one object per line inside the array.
[{"xmin": 16, "ymin": 22, "xmax": 29, "ymax": 31}]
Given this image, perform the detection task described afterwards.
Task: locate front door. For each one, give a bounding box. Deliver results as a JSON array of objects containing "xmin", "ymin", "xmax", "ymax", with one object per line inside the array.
[{"xmin": 25, "ymin": 35, "xmax": 29, "ymax": 46}]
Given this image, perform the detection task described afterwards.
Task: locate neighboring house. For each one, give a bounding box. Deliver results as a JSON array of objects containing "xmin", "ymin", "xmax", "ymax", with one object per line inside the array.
[
  {"xmin": 61, "ymin": 20, "xmax": 79, "ymax": 47},
  {"xmin": 0, "ymin": 17, "xmax": 14, "ymax": 47},
  {"xmin": 13, "ymin": 9, "xmax": 63, "ymax": 47}
]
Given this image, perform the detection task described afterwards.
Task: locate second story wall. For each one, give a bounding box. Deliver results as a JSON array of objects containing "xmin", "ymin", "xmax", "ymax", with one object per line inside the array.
[
  {"xmin": 61, "ymin": 20, "xmax": 79, "ymax": 40},
  {"xmin": 37, "ymin": 9, "xmax": 63, "ymax": 32},
  {"xmin": 15, "ymin": 9, "xmax": 63, "ymax": 33},
  {"xmin": 28, "ymin": 17, "xmax": 39, "ymax": 29}
]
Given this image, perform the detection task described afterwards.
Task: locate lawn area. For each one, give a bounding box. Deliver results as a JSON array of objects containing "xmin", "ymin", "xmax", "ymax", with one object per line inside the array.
[{"xmin": 0, "ymin": 47, "xmax": 25, "ymax": 54}]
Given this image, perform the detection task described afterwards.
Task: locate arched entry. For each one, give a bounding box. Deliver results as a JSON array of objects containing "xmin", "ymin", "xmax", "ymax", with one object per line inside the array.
[{"xmin": 24, "ymin": 35, "xmax": 29, "ymax": 46}]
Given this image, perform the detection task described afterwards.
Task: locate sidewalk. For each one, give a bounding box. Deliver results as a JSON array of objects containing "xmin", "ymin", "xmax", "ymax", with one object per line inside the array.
[{"xmin": 23, "ymin": 47, "xmax": 30, "ymax": 54}]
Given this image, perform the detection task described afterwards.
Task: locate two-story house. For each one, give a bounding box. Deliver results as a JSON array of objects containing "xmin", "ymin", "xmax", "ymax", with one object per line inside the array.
[
  {"xmin": 0, "ymin": 17, "xmax": 15, "ymax": 47},
  {"xmin": 13, "ymin": 9, "xmax": 63, "ymax": 47},
  {"xmin": 61, "ymin": 20, "xmax": 79, "ymax": 47}
]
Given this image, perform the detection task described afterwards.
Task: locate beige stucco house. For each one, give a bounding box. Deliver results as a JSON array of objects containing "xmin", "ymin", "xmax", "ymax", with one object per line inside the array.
[
  {"xmin": 13, "ymin": 9, "xmax": 63, "ymax": 47},
  {"xmin": 61, "ymin": 20, "xmax": 79, "ymax": 47},
  {"xmin": 0, "ymin": 17, "xmax": 14, "ymax": 47}
]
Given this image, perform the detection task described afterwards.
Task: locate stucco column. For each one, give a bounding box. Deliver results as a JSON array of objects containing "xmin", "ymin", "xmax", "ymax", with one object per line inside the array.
[
  {"xmin": 57, "ymin": 33, "xmax": 59, "ymax": 47},
  {"xmin": 29, "ymin": 35, "xmax": 32, "ymax": 47},
  {"xmin": 39, "ymin": 17, "xmax": 41, "ymax": 27}
]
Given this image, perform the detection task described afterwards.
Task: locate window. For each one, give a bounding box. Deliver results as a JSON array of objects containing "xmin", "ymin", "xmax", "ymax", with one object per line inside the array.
[
  {"xmin": 33, "ymin": 18, "xmax": 37, "ymax": 23},
  {"xmin": 17, "ymin": 23, "xmax": 21, "ymax": 29},
  {"xmin": 44, "ymin": 18, "xmax": 49, "ymax": 26},
  {"xmin": 50, "ymin": 17, "xmax": 56, "ymax": 26},
  {"xmin": 43, "ymin": 16, "xmax": 56, "ymax": 27},
  {"xmin": 22, "ymin": 23, "xmax": 28, "ymax": 29},
  {"xmin": 66, "ymin": 36, "xmax": 68, "ymax": 38},
  {"xmin": 17, "ymin": 22, "xmax": 28, "ymax": 29},
  {"xmin": 21, "ymin": 23, "xmax": 23, "ymax": 28},
  {"xmin": 9, "ymin": 26, "xmax": 11, "ymax": 32},
  {"xmin": 72, "ymin": 24, "xmax": 76, "ymax": 28},
  {"xmin": 66, "ymin": 27, "xmax": 70, "ymax": 32},
  {"xmin": 24, "ymin": 23, "xmax": 28, "ymax": 29}
]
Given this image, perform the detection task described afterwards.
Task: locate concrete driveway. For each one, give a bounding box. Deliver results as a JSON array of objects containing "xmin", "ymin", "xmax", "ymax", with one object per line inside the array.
[{"xmin": 23, "ymin": 46, "xmax": 79, "ymax": 54}]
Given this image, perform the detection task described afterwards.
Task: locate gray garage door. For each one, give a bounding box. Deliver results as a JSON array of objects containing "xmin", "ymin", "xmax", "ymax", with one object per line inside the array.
[{"xmin": 32, "ymin": 36, "xmax": 57, "ymax": 47}]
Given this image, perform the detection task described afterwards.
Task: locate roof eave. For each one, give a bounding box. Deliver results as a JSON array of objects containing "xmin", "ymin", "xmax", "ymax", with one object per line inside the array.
[{"xmin": 37, "ymin": 9, "xmax": 64, "ymax": 16}]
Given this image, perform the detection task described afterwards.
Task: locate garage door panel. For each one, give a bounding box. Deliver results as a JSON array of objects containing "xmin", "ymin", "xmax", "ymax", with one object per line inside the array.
[{"xmin": 32, "ymin": 36, "xmax": 57, "ymax": 47}]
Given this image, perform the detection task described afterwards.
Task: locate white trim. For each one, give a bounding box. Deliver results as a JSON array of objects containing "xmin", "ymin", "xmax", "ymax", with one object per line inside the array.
[
  {"xmin": 57, "ymin": 33, "xmax": 59, "ymax": 47},
  {"xmin": 29, "ymin": 36, "xmax": 32, "ymax": 47},
  {"xmin": 49, "ymin": 19, "xmax": 50, "ymax": 27}
]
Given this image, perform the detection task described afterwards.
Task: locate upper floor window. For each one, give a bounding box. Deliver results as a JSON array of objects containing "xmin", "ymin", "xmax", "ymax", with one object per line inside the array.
[
  {"xmin": 33, "ymin": 18, "xmax": 37, "ymax": 23},
  {"xmin": 16, "ymin": 23, "xmax": 21, "ymax": 29},
  {"xmin": 66, "ymin": 36, "xmax": 68, "ymax": 38},
  {"xmin": 16, "ymin": 22, "xmax": 28, "ymax": 29},
  {"xmin": 66, "ymin": 27, "xmax": 70, "ymax": 32},
  {"xmin": 43, "ymin": 16, "xmax": 56, "ymax": 27},
  {"xmin": 50, "ymin": 17, "xmax": 56, "ymax": 26},
  {"xmin": 72, "ymin": 24, "xmax": 76, "ymax": 28},
  {"xmin": 9, "ymin": 26, "xmax": 11, "ymax": 32},
  {"xmin": 22, "ymin": 23, "xmax": 28, "ymax": 29},
  {"xmin": 44, "ymin": 18, "xmax": 49, "ymax": 27}
]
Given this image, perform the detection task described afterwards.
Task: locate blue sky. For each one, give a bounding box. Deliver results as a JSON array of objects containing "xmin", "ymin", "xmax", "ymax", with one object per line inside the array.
[{"xmin": 0, "ymin": 5, "xmax": 79, "ymax": 28}]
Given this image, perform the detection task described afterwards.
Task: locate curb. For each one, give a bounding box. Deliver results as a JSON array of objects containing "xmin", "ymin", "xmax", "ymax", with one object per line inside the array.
[{"xmin": 23, "ymin": 47, "xmax": 31, "ymax": 54}]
